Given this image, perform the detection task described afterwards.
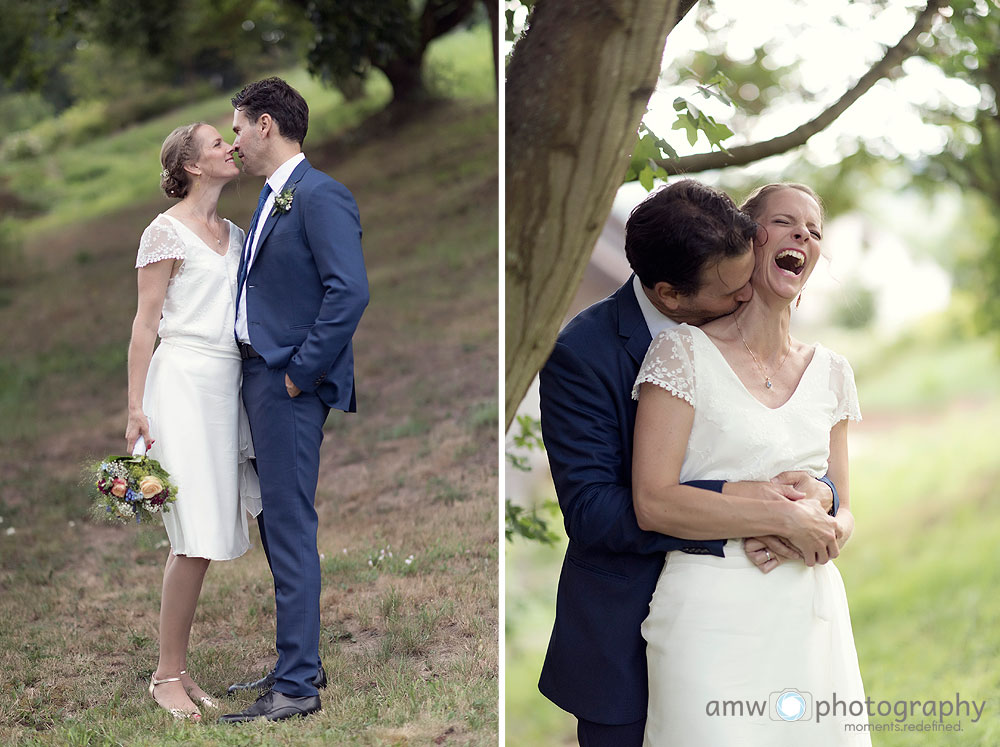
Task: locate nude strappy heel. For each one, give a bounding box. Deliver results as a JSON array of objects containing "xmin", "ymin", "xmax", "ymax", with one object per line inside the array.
[
  {"xmin": 148, "ymin": 674, "xmax": 202, "ymax": 721},
  {"xmin": 180, "ymin": 669, "xmax": 219, "ymax": 709}
]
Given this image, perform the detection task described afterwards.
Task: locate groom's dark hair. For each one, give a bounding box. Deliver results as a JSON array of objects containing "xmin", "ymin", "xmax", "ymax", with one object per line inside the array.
[
  {"xmin": 625, "ymin": 179, "xmax": 757, "ymax": 296},
  {"xmin": 231, "ymin": 77, "xmax": 309, "ymax": 145}
]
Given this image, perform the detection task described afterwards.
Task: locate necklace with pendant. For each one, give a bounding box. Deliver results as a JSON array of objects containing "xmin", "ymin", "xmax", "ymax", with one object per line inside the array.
[
  {"xmin": 185, "ymin": 209, "xmax": 223, "ymax": 246},
  {"xmin": 735, "ymin": 315, "xmax": 791, "ymax": 390}
]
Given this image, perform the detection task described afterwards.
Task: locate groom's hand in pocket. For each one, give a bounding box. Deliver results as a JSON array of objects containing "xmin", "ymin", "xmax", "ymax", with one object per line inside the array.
[{"xmin": 284, "ymin": 374, "xmax": 302, "ymax": 398}]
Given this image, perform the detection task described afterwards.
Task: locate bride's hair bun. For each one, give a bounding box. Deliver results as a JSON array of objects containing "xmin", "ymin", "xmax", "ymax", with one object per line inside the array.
[{"xmin": 159, "ymin": 122, "xmax": 207, "ymax": 199}]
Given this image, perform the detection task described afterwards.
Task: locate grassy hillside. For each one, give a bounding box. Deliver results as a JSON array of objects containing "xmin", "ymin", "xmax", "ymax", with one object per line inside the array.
[
  {"xmin": 506, "ymin": 324, "xmax": 1000, "ymax": 745},
  {"xmin": 0, "ymin": 28, "xmax": 498, "ymax": 746}
]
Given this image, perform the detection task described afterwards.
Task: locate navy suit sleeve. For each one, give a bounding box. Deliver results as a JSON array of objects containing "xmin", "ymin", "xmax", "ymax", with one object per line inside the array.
[
  {"xmin": 539, "ymin": 339, "xmax": 725, "ymax": 556},
  {"xmin": 818, "ymin": 474, "xmax": 840, "ymax": 516},
  {"xmin": 286, "ymin": 179, "xmax": 370, "ymax": 392}
]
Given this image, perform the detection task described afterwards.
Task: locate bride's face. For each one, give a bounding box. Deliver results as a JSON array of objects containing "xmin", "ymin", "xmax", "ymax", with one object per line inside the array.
[
  {"xmin": 750, "ymin": 188, "xmax": 823, "ymax": 303},
  {"xmin": 191, "ymin": 125, "xmax": 240, "ymax": 181}
]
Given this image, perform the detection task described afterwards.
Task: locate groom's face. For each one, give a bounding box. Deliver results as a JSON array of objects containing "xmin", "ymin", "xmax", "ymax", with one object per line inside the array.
[
  {"xmin": 232, "ymin": 109, "xmax": 265, "ymax": 177},
  {"xmin": 669, "ymin": 247, "xmax": 755, "ymax": 325}
]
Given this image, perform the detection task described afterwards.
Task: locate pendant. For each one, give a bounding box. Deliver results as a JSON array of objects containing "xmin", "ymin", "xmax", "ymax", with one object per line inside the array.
[{"xmin": 765, "ymin": 379, "xmax": 772, "ymax": 389}]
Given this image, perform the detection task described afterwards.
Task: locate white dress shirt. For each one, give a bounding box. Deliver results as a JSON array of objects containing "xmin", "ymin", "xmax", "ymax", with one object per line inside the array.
[
  {"xmin": 236, "ymin": 152, "xmax": 307, "ymax": 344},
  {"xmin": 632, "ymin": 274, "xmax": 679, "ymax": 340}
]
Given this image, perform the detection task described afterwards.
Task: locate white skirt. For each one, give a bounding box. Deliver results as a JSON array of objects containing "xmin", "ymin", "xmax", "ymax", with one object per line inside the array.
[
  {"xmin": 143, "ymin": 338, "xmax": 260, "ymax": 560},
  {"xmin": 642, "ymin": 540, "xmax": 871, "ymax": 746}
]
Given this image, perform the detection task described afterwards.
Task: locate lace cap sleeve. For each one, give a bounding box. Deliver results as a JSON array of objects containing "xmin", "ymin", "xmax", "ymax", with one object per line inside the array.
[
  {"xmin": 631, "ymin": 326, "xmax": 696, "ymax": 406},
  {"xmin": 828, "ymin": 349, "xmax": 862, "ymax": 423},
  {"xmin": 136, "ymin": 217, "xmax": 186, "ymax": 268}
]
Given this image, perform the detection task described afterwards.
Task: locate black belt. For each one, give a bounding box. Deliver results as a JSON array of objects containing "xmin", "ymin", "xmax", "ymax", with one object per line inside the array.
[{"xmin": 238, "ymin": 342, "xmax": 262, "ymax": 360}]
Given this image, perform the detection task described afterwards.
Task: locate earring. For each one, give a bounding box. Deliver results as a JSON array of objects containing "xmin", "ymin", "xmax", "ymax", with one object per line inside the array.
[{"xmin": 796, "ymin": 293, "xmax": 802, "ymax": 309}]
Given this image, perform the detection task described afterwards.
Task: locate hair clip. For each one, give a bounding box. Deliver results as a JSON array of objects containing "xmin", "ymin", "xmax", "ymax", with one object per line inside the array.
[{"xmin": 161, "ymin": 168, "xmax": 170, "ymax": 178}]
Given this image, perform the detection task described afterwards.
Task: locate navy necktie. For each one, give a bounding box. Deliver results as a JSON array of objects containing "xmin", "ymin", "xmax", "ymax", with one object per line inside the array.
[{"xmin": 236, "ymin": 183, "xmax": 272, "ymax": 301}]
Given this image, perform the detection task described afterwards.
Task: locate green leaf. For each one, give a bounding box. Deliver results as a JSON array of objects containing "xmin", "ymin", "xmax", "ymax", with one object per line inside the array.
[
  {"xmin": 638, "ymin": 164, "xmax": 655, "ymax": 191},
  {"xmin": 505, "ymin": 499, "xmax": 559, "ymax": 545}
]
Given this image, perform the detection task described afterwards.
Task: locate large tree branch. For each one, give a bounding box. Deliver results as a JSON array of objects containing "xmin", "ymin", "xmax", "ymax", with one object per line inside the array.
[
  {"xmin": 420, "ymin": 0, "xmax": 478, "ymax": 48},
  {"xmin": 656, "ymin": 0, "xmax": 949, "ymax": 175}
]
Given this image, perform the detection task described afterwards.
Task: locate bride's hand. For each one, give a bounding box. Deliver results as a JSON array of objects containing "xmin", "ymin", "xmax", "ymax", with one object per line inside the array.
[
  {"xmin": 744, "ymin": 536, "xmax": 799, "ymax": 574},
  {"xmin": 125, "ymin": 410, "xmax": 154, "ymax": 454}
]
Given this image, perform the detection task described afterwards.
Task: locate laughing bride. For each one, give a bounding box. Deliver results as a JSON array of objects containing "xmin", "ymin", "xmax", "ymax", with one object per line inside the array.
[{"xmin": 632, "ymin": 183, "xmax": 870, "ymax": 746}]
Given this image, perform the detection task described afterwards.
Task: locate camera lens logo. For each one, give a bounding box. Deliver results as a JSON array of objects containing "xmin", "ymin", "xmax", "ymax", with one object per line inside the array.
[{"xmin": 769, "ymin": 689, "xmax": 813, "ymax": 722}]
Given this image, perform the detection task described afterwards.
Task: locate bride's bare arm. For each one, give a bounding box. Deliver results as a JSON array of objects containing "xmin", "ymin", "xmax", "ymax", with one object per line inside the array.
[
  {"xmin": 632, "ymin": 382, "xmax": 839, "ymax": 565},
  {"xmin": 125, "ymin": 260, "xmax": 175, "ymax": 452},
  {"xmin": 827, "ymin": 420, "xmax": 855, "ymax": 549}
]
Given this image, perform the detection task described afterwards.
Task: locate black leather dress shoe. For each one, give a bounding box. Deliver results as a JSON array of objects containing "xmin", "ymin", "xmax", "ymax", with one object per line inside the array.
[
  {"xmin": 227, "ymin": 662, "xmax": 327, "ymax": 695},
  {"xmin": 219, "ymin": 689, "xmax": 321, "ymax": 723}
]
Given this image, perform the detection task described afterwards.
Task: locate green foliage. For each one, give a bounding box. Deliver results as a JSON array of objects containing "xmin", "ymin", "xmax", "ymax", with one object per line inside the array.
[
  {"xmin": 505, "ymin": 413, "xmax": 560, "ymax": 544},
  {"xmin": 0, "ymin": 0, "xmax": 306, "ymax": 115},
  {"xmin": 671, "ymin": 95, "xmax": 733, "ymax": 149},
  {"xmin": 505, "ymin": 498, "xmax": 560, "ymax": 545},
  {"xmin": 624, "ymin": 124, "xmax": 676, "ymax": 192},
  {"xmin": 625, "ymin": 76, "xmax": 735, "ymax": 191},
  {"xmin": 506, "ymin": 413, "xmax": 544, "ymax": 472},
  {"xmin": 296, "ymin": 0, "xmax": 481, "ymax": 101}
]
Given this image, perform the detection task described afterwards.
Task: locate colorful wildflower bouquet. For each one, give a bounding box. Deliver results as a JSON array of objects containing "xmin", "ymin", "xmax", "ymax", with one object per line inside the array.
[{"xmin": 90, "ymin": 451, "xmax": 177, "ymax": 524}]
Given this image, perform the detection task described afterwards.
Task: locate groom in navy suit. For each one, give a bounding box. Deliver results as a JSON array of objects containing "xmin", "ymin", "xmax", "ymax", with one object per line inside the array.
[
  {"xmin": 222, "ymin": 77, "xmax": 368, "ymax": 723},
  {"xmin": 537, "ymin": 180, "xmax": 838, "ymax": 745}
]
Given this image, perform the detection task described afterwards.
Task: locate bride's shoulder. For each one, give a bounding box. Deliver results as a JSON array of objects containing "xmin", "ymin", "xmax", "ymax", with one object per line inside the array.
[
  {"xmin": 141, "ymin": 212, "xmax": 178, "ymax": 237},
  {"xmin": 223, "ymin": 218, "xmax": 245, "ymax": 240},
  {"xmin": 811, "ymin": 342, "xmax": 855, "ymax": 375},
  {"xmin": 136, "ymin": 214, "xmax": 187, "ymax": 267},
  {"xmin": 650, "ymin": 323, "xmax": 696, "ymax": 350}
]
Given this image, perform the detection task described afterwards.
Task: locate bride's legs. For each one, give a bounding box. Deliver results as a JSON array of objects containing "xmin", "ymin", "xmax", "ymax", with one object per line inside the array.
[{"xmin": 151, "ymin": 552, "xmax": 211, "ymax": 714}]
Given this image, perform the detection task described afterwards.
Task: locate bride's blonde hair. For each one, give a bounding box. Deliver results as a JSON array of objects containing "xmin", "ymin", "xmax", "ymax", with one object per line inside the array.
[
  {"xmin": 740, "ymin": 183, "xmax": 824, "ymax": 224},
  {"xmin": 159, "ymin": 122, "xmax": 207, "ymax": 199}
]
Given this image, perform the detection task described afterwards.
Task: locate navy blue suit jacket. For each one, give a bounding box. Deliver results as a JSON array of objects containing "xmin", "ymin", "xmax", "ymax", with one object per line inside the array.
[
  {"xmin": 537, "ymin": 279, "xmax": 726, "ymax": 725},
  {"xmin": 242, "ymin": 158, "xmax": 369, "ymax": 412}
]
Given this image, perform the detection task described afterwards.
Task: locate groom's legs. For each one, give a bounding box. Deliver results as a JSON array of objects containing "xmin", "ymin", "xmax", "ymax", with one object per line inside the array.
[
  {"xmin": 242, "ymin": 358, "xmax": 328, "ymax": 698},
  {"xmin": 577, "ymin": 717, "xmax": 645, "ymax": 747}
]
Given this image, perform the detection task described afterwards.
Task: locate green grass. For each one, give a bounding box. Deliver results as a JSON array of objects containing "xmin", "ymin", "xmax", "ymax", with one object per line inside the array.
[{"xmin": 506, "ymin": 333, "xmax": 1000, "ymax": 745}]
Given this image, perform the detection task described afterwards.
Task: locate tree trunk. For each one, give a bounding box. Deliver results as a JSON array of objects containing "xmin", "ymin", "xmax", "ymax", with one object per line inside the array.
[
  {"xmin": 483, "ymin": 0, "xmax": 499, "ymax": 93},
  {"xmin": 505, "ymin": 0, "xmax": 695, "ymax": 428},
  {"xmin": 380, "ymin": 54, "xmax": 432, "ymax": 104}
]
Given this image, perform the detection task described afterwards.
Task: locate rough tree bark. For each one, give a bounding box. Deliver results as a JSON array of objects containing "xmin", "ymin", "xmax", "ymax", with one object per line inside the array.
[
  {"xmin": 505, "ymin": 0, "xmax": 697, "ymax": 428},
  {"xmin": 504, "ymin": 0, "xmax": 948, "ymax": 429}
]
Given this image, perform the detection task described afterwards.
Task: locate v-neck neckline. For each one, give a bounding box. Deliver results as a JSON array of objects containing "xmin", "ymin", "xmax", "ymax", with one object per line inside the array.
[
  {"xmin": 687, "ymin": 324, "xmax": 819, "ymax": 411},
  {"xmin": 162, "ymin": 213, "xmax": 231, "ymax": 258}
]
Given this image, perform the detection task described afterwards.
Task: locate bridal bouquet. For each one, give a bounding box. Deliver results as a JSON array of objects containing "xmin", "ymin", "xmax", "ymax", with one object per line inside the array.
[{"xmin": 89, "ymin": 445, "xmax": 177, "ymax": 524}]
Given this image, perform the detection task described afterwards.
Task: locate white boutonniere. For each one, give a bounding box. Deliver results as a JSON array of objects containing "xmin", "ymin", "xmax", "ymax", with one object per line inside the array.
[{"xmin": 271, "ymin": 187, "xmax": 295, "ymax": 216}]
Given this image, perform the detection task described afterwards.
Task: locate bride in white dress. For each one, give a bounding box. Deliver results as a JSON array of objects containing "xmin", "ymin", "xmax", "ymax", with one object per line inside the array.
[
  {"xmin": 125, "ymin": 122, "xmax": 260, "ymax": 720},
  {"xmin": 632, "ymin": 184, "xmax": 870, "ymax": 745}
]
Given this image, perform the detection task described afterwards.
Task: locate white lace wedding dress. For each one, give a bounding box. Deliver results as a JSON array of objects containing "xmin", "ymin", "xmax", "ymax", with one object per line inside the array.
[
  {"xmin": 136, "ymin": 214, "xmax": 261, "ymax": 560},
  {"xmin": 632, "ymin": 324, "xmax": 870, "ymax": 746}
]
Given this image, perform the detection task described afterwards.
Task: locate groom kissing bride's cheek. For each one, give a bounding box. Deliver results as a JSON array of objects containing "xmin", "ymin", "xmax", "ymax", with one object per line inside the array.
[{"xmin": 537, "ymin": 180, "xmax": 868, "ymax": 746}]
